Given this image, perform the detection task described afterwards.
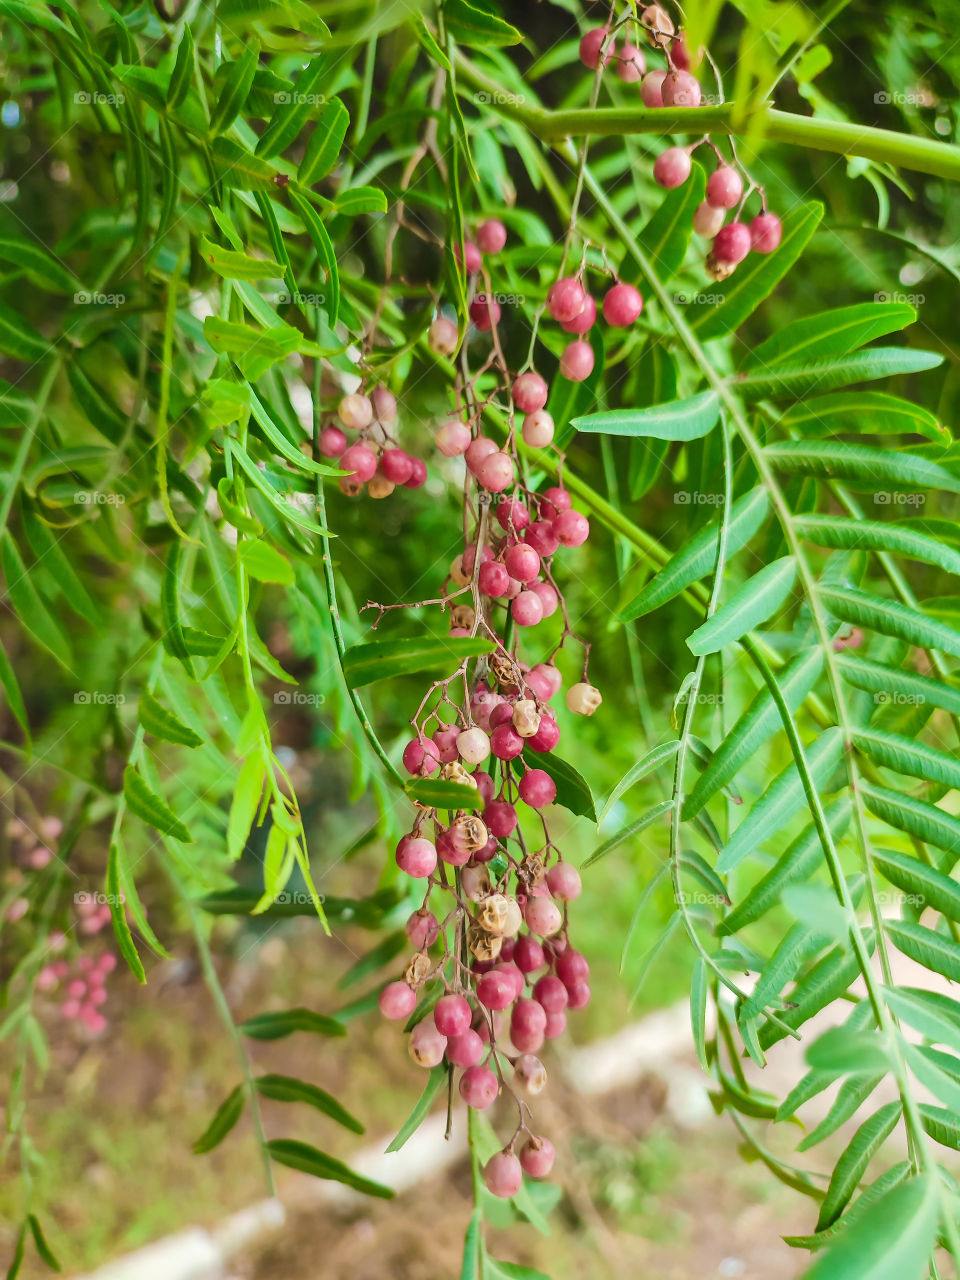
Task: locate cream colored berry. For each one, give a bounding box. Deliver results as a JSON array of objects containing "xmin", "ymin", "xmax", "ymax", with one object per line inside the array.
[
  {"xmin": 429, "ymin": 316, "xmax": 458, "ymax": 356},
  {"xmin": 457, "ymin": 726, "xmax": 491, "ymax": 765},
  {"xmin": 338, "ymin": 392, "xmax": 373, "ymax": 431},
  {"xmin": 566, "ymin": 682, "xmax": 602, "ymax": 716},
  {"xmin": 441, "ymin": 761, "xmax": 476, "ymax": 787},
  {"xmin": 450, "ymin": 555, "xmax": 471, "ymax": 587},
  {"xmin": 367, "ymin": 475, "xmax": 394, "ymax": 499},
  {"xmin": 512, "ymin": 698, "xmax": 541, "ymax": 738}
]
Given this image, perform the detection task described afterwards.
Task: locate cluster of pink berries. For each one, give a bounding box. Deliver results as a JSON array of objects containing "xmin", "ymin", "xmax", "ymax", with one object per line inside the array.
[
  {"xmin": 367, "ymin": 206, "xmax": 609, "ymax": 1195},
  {"xmin": 37, "ymin": 950, "xmax": 116, "ymax": 1035},
  {"xmin": 542, "ymin": 272, "xmax": 643, "ymax": 384},
  {"xmin": 580, "ymin": 2, "xmax": 783, "ymax": 279},
  {"xmin": 319, "ymin": 385, "xmax": 430, "ymax": 498}
]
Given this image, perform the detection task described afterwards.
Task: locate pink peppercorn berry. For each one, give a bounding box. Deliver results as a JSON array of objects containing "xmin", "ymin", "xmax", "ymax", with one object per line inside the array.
[
  {"xmin": 749, "ymin": 212, "xmax": 782, "ymax": 254},
  {"xmin": 460, "ymin": 1065, "xmax": 498, "ymax": 1109},
  {"xmin": 713, "ymin": 221, "xmax": 752, "ymax": 265},
  {"xmin": 476, "ymin": 219, "xmax": 507, "ymax": 254},
  {"xmin": 518, "ymin": 769, "xmax": 557, "ymax": 809},
  {"xmin": 484, "ymin": 1150, "xmax": 523, "ymax": 1199},
  {"xmin": 602, "ymin": 283, "xmax": 643, "ymax": 327},
  {"xmin": 379, "ymin": 981, "xmax": 417, "ymax": 1020},
  {"xmin": 653, "ymin": 146, "xmax": 692, "ymax": 189}
]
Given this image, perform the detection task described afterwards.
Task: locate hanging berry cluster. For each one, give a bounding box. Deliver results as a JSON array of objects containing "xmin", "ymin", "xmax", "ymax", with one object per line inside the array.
[
  {"xmin": 582, "ymin": 3, "xmax": 783, "ymax": 278},
  {"xmin": 319, "ymin": 209, "xmax": 604, "ymax": 1198}
]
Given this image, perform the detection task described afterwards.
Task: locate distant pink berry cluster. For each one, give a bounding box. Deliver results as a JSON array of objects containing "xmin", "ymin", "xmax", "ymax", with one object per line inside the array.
[
  {"xmin": 319, "ymin": 385, "xmax": 429, "ymax": 499},
  {"xmin": 37, "ymin": 951, "xmax": 117, "ymax": 1035}
]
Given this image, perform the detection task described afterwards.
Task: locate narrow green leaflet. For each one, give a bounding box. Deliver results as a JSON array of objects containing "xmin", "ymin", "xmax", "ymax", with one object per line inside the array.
[
  {"xmin": 288, "ymin": 189, "xmax": 340, "ymax": 325},
  {"xmin": 735, "ymin": 348, "xmax": 942, "ymax": 402},
  {"xmin": 106, "ymin": 842, "xmax": 146, "ymax": 983},
  {"xmin": 343, "ymin": 635, "xmax": 497, "ymax": 688},
  {"xmin": 885, "ymin": 986, "xmax": 960, "ymax": 1054},
  {"xmin": 816, "ymin": 1102, "xmax": 902, "ymax": 1230},
  {"xmin": 0, "ymin": 301, "xmax": 52, "ymax": 360},
  {"xmin": 862, "ymin": 782, "xmax": 960, "ymax": 868},
  {"xmin": 239, "ymin": 1008, "xmax": 345, "ymax": 1040},
  {"xmin": 797, "ymin": 1073, "xmax": 886, "ymax": 1152},
  {"xmin": 620, "ymin": 488, "xmax": 769, "ymax": 620},
  {"xmin": 298, "ymin": 98, "xmax": 350, "ymax": 185},
  {"xmin": 460, "ymin": 1207, "xmax": 482, "ymax": 1280},
  {"xmin": 239, "ymin": 539, "xmax": 294, "ymax": 585},
  {"xmin": 227, "ymin": 755, "xmax": 265, "ymax": 861},
  {"xmin": 1, "ymin": 533, "xmax": 72, "ymax": 668},
  {"xmin": 688, "ymin": 201, "xmax": 823, "ymax": 339},
  {"xmin": 871, "ymin": 847, "xmax": 960, "ymax": 920},
  {"xmin": 385, "ymin": 1065, "xmax": 448, "ymax": 1152},
  {"xmin": 526, "ymin": 752, "xmax": 597, "ymax": 821},
  {"xmin": 122, "ymin": 765, "xmax": 193, "ymax": 843},
  {"xmin": 193, "ymin": 1085, "xmax": 245, "ymax": 1154},
  {"xmin": 405, "ymin": 778, "xmax": 484, "ymax": 810},
  {"xmin": 717, "ymin": 727, "xmax": 845, "ymax": 873},
  {"xmin": 0, "ymin": 643, "xmax": 28, "ymax": 734},
  {"xmin": 763, "ymin": 441, "xmax": 960, "ymax": 496},
  {"xmin": 584, "ymin": 800, "xmax": 672, "ymax": 867},
  {"xmin": 573, "ymin": 389, "xmax": 720, "ymax": 442},
  {"xmin": 600, "ymin": 739, "xmax": 679, "ymax": 823},
  {"xmin": 794, "ymin": 515, "xmax": 960, "ymax": 576},
  {"xmin": 256, "ymin": 57, "xmax": 326, "ymax": 157},
  {"xmin": 919, "ymin": 1103, "xmax": 960, "ymax": 1151},
  {"xmin": 688, "ymin": 557, "xmax": 798, "ymax": 656},
  {"xmin": 265, "ymin": 1139, "xmax": 394, "ymax": 1199},
  {"xmin": 444, "ymin": 0, "xmax": 522, "ymax": 46},
  {"xmin": 805, "ymin": 1175, "xmax": 937, "ymax": 1280},
  {"xmin": 138, "ymin": 691, "xmax": 204, "ymax": 748},
  {"xmin": 166, "ymin": 25, "xmax": 195, "ymax": 108},
  {"xmin": 199, "ymin": 236, "xmax": 284, "ymax": 282},
  {"xmin": 0, "ymin": 235, "xmax": 81, "ymax": 293},
  {"xmin": 26, "ymin": 1216, "xmax": 59, "ymax": 1273},
  {"xmin": 684, "ymin": 649, "xmax": 824, "ymax": 819},
  {"xmin": 22, "ymin": 506, "xmax": 100, "ymax": 625},
  {"xmin": 253, "ymin": 1074, "xmax": 364, "ymax": 1133},
  {"xmin": 745, "ymin": 301, "xmax": 917, "ymax": 370},
  {"xmin": 818, "ymin": 586, "xmax": 960, "ymax": 659},
  {"xmin": 781, "ymin": 391, "xmax": 945, "ymax": 443},
  {"xmin": 886, "ymin": 921, "xmax": 960, "ymax": 982},
  {"xmin": 209, "ymin": 46, "xmax": 259, "ymax": 134},
  {"xmin": 837, "ymin": 653, "xmax": 960, "ymax": 717},
  {"xmin": 852, "ymin": 727, "xmax": 960, "ymax": 790},
  {"xmin": 636, "ymin": 162, "xmax": 706, "ymax": 281}
]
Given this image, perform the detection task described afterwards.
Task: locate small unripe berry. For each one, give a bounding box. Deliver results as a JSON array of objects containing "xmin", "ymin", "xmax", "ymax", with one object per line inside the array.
[
  {"xmin": 654, "ymin": 146, "xmax": 692, "ymax": 189},
  {"xmin": 540, "ymin": 486, "xmax": 571, "ymax": 519},
  {"xmin": 484, "ymin": 1151, "xmax": 523, "ymax": 1199},
  {"xmin": 603, "ymin": 283, "xmax": 643, "ymax": 327},
  {"xmin": 661, "ymin": 69, "xmax": 701, "ymax": 107},
  {"xmin": 579, "ymin": 26, "xmax": 613, "ymax": 70},
  {"xmin": 546, "ymin": 276, "xmax": 587, "ymax": 324},
  {"xmin": 525, "ymin": 897, "xmax": 563, "ymax": 937},
  {"xmin": 528, "ymin": 663, "xmax": 563, "ymax": 700},
  {"xmin": 455, "ymin": 240, "xmax": 483, "ymax": 274},
  {"xmin": 522, "ymin": 410, "xmax": 555, "ymax": 449},
  {"xmin": 560, "ymin": 339, "xmax": 595, "ymax": 382},
  {"xmin": 460, "ymin": 1065, "xmax": 498, "ymax": 1109},
  {"xmin": 476, "ymin": 219, "xmax": 507, "ymax": 254},
  {"xmin": 380, "ymin": 449, "xmax": 413, "ymax": 485},
  {"xmin": 555, "ymin": 948, "xmax": 589, "ymax": 987},
  {"xmin": 429, "ymin": 316, "xmax": 458, "ymax": 356},
  {"xmin": 402, "ymin": 736, "xmax": 441, "ymax": 776},
  {"xmin": 553, "ymin": 509, "xmax": 590, "ymax": 547},
  {"xmin": 371, "ymin": 385, "xmax": 397, "ymax": 424},
  {"xmin": 504, "ymin": 542, "xmax": 540, "ymax": 583},
  {"xmin": 514, "ymin": 1053, "xmax": 547, "ymax": 1095},
  {"xmin": 713, "ymin": 221, "xmax": 752, "ymax": 265},
  {"xmin": 750, "ymin": 212, "xmax": 782, "ymax": 254},
  {"xmin": 566, "ymin": 682, "xmax": 602, "ymax": 715},
  {"xmin": 546, "ymin": 862, "xmax": 582, "ymax": 901},
  {"xmin": 476, "ymin": 451, "xmax": 515, "ymax": 492},
  {"xmin": 490, "ymin": 703, "xmax": 514, "ymax": 730},
  {"xmin": 512, "ymin": 371, "xmax": 549, "ymax": 413},
  {"xmin": 524, "ymin": 521, "xmax": 560, "ymax": 557},
  {"xmin": 706, "ymin": 165, "xmax": 743, "ymax": 210},
  {"xmin": 490, "ymin": 723, "xmax": 525, "ymax": 761},
  {"xmin": 495, "ymin": 496, "xmax": 530, "ymax": 532},
  {"xmin": 484, "ymin": 799, "xmax": 518, "ymax": 838},
  {"xmin": 533, "ymin": 974, "xmax": 569, "ymax": 1013},
  {"xmin": 404, "ymin": 457, "xmax": 427, "ymax": 489},
  {"xmin": 446, "ymin": 1028, "xmax": 485, "ymax": 1067},
  {"xmin": 640, "ymin": 69, "xmax": 667, "ymax": 107},
  {"xmin": 530, "ymin": 582, "xmax": 559, "ymax": 618},
  {"xmin": 406, "ymin": 908, "xmax": 440, "ymax": 949},
  {"xmin": 469, "ymin": 293, "xmax": 501, "ymax": 331},
  {"xmin": 477, "ymin": 968, "xmax": 517, "ymax": 1011},
  {"xmin": 451, "ymin": 727, "xmax": 487, "ymax": 767},
  {"xmin": 520, "ymin": 1137, "xmax": 556, "ymax": 1179},
  {"xmin": 512, "ymin": 590, "xmax": 544, "ymax": 628},
  {"xmin": 528, "ymin": 713, "xmax": 561, "ymax": 753},
  {"xmin": 478, "ymin": 560, "xmax": 510, "ymax": 598},
  {"xmin": 693, "ymin": 200, "xmax": 726, "ymax": 238},
  {"xmin": 379, "ymin": 980, "xmax": 417, "ymax": 1020},
  {"xmin": 409, "ymin": 1019, "xmax": 447, "ymax": 1067},
  {"xmin": 524, "ymin": 667, "xmax": 554, "ymax": 701},
  {"xmin": 561, "ymin": 292, "xmax": 597, "ymax": 335},
  {"xmin": 337, "ymin": 393, "xmax": 373, "ymax": 431},
  {"xmin": 514, "ymin": 934, "xmax": 546, "ymax": 974},
  {"xmin": 518, "ymin": 769, "xmax": 557, "ymax": 809},
  {"xmin": 434, "ymin": 992, "xmax": 472, "ymax": 1038},
  {"xmin": 617, "ymin": 43, "xmax": 646, "ymax": 82},
  {"xmin": 396, "ymin": 835, "xmax": 437, "ymax": 878},
  {"xmin": 436, "ymin": 418, "xmax": 472, "ymax": 457},
  {"xmin": 318, "ymin": 425, "xmax": 347, "ymax": 457},
  {"xmin": 472, "ymin": 769, "xmax": 495, "ymax": 803},
  {"xmin": 566, "ymin": 981, "xmax": 592, "ymax": 1010},
  {"xmin": 462, "ymin": 542, "xmax": 493, "ymax": 576},
  {"xmin": 340, "ymin": 444, "xmax": 377, "ymax": 482}
]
